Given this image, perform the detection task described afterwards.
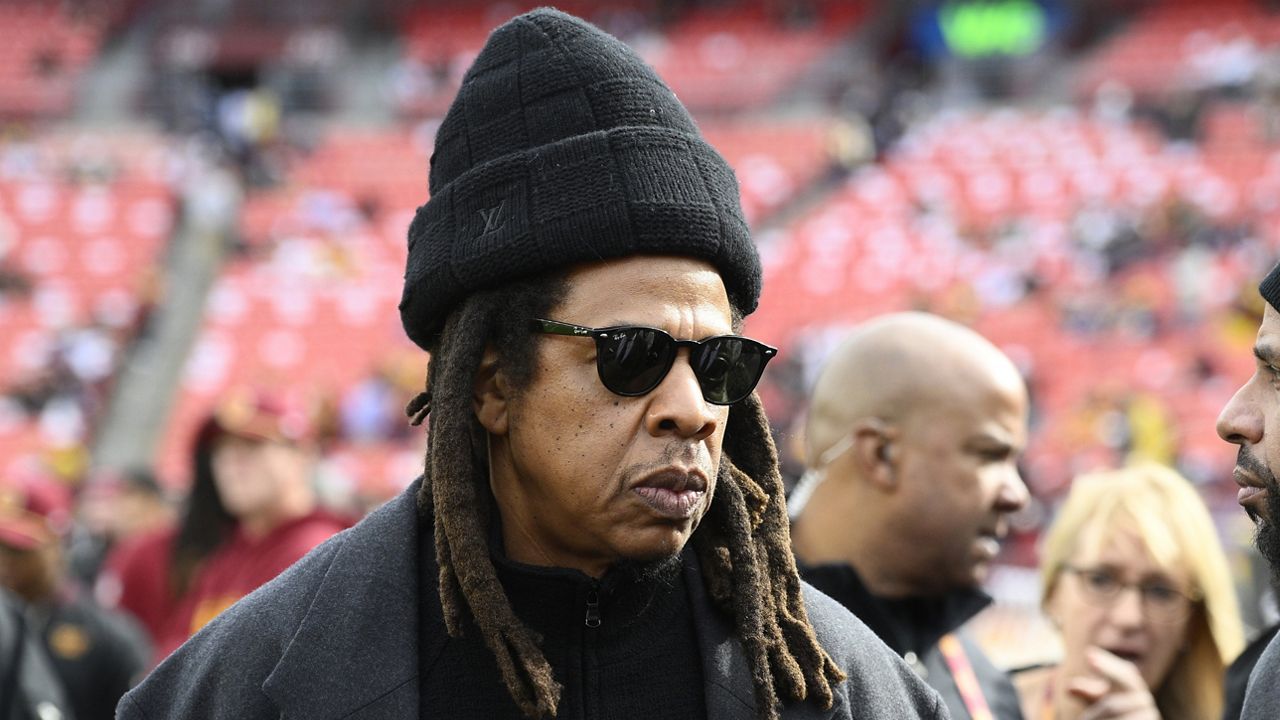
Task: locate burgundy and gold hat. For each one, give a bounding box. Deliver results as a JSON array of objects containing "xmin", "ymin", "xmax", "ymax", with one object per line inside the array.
[
  {"xmin": 0, "ymin": 476, "xmax": 72, "ymax": 551},
  {"xmin": 198, "ymin": 387, "xmax": 313, "ymax": 447}
]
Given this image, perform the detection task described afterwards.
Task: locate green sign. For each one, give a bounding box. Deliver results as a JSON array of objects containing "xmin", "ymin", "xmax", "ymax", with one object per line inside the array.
[{"xmin": 939, "ymin": 0, "xmax": 1047, "ymax": 58}]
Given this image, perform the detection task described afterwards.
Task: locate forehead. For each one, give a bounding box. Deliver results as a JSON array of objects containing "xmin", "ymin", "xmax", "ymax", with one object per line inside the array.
[
  {"xmin": 557, "ymin": 255, "xmax": 733, "ymax": 329},
  {"xmin": 1072, "ymin": 518, "xmax": 1185, "ymax": 579},
  {"xmin": 920, "ymin": 370, "xmax": 1028, "ymax": 443}
]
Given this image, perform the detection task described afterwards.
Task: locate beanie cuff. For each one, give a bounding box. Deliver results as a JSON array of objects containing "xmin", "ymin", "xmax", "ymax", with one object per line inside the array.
[
  {"xmin": 400, "ymin": 126, "xmax": 755, "ymax": 349},
  {"xmin": 1262, "ymin": 262, "xmax": 1280, "ymax": 314}
]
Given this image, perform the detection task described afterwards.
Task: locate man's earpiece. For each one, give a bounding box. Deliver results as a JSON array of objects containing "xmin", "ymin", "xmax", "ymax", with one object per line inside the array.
[{"xmin": 876, "ymin": 437, "xmax": 896, "ymax": 465}]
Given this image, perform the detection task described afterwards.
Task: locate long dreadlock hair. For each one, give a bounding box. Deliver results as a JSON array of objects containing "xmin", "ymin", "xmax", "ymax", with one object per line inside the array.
[{"xmin": 407, "ymin": 271, "xmax": 846, "ymax": 720}]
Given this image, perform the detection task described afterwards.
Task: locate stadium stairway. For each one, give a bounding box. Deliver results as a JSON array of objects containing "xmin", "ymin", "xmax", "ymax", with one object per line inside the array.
[
  {"xmin": 90, "ymin": 161, "xmax": 242, "ymax": 472},
  {"xmin": 74, "ymin": 12, "xmax": 153, "ymax": 125}
]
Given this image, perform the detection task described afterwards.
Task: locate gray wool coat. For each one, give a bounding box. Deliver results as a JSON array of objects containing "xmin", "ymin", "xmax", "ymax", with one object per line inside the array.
[
  {"xmin": 117, "ymin": 479, "xmax": 948, "ymax": 719},
  {"xmin": 1241, "ymin": 632, "xmax": 1280, "ymax": 720}
]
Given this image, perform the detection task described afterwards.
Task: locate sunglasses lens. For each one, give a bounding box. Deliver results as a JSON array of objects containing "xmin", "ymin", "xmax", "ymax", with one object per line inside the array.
[
  {"xmin": 598, "ymin": 328, "xmax": 674, "ymax": 395},
  {"xmin": 693, "ymin": 337, "xmax": 770, "ymax": 405}
]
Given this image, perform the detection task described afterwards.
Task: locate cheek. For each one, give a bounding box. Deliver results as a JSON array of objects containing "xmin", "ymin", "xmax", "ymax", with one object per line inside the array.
[
  {"xmin": 1266, "ymin": 429, "xmax": 1280, "ymax": 478},
  {"xmin": 1144, "ymin": 618, "xmax": 1191, "ymax": 683},
  {"xmin": 510, "ymin": 386, "xmax": 638, "ymax": 483},
  {"xmin": 1054, "ymin": 589, "xmax": 1105, "ymax": 653}
]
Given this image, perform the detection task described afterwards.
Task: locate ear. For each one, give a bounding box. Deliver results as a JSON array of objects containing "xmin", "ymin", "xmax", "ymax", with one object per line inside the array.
[
  {"xmin": 848, "ymin": 418, "xmax": 900, "ymax": 492},
  {"xmin": 473, "ymin": 346, "xmax": 511, "ymax": 436}
]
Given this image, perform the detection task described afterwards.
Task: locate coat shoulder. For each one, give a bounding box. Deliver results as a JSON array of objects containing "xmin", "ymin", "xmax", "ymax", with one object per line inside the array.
[
  {"xmin": 117, "ymin": 530, "xmax": 347, "ymax": 719},
  {"xmin": 1242, "ymin": 632, "xmax": 1280, "ymax": 719},
  {"xmin": 800, "ymin": 581, "xmax": 949, "ymax": 720}
]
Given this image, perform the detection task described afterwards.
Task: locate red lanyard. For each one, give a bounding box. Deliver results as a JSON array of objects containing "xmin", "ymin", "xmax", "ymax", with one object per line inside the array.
[{"xmin": 937, "ymin": 633, "xmax": 995, "ymax": 720}]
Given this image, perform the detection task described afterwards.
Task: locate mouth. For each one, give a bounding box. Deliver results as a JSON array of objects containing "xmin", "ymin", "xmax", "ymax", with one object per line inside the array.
[
  {"xmin": 1102, "ymin": 646, "xmax": 1145, "ymax": 666},
  {"xmin": 1234, "ymin": 467, "xmax": 1270, "ymax": 512},
  {"xmin": 632, "ymin": 468, "xmax": 709, "ymax": 521},
  {"xmin": 974, "ymin": 528, "xmax": 1004, "ymax": 558}
]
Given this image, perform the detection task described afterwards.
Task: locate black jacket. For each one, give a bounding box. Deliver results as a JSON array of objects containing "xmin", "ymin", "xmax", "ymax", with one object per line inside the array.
[
  {"xmin": 119, "ymin": 479, "xmax": 950, "ymax": 719},
  {"xmin": 31, "ymin": 591, "xmax": 150, "ymax": 720},
  {"xmin": 0, "ymin": 589, "xmax": 71, "ymax": 720},
  {"xmin": 801, "ymin": 564, "xmax": 1022, "ymax": 720}
]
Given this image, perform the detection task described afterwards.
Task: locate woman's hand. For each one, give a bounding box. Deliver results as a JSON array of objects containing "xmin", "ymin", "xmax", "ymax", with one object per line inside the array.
[{"xmin": 1067, "ymin": 647, "xmax": 1160, "ymax": 719}]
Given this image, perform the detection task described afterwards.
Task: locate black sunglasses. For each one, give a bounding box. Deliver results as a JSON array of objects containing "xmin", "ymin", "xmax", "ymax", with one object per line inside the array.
[{"xmin": 531, "ymin": 319, "xmax": 777, "ymax": 405}]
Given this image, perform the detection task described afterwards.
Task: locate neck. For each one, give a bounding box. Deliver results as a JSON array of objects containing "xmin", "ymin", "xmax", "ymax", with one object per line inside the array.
[{"xmin": 793, "ymin": 479, "xmax": 917, "ymax": 598}]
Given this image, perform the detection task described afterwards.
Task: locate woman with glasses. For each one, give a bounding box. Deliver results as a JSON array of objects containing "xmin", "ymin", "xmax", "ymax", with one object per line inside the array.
[{"xmin": 1015, "ymin": 463, "xmax": 1244, "ymax": 719}]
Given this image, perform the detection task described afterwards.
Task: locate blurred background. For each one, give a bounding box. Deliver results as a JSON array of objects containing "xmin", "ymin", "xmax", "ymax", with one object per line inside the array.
[{"xmin": 0, "ymin": 0, "xmax": 1277, "ymax": 671}]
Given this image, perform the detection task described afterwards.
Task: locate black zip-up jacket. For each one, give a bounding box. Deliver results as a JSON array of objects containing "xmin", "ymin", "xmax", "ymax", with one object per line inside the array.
[
  {"xmin": 802, "ymin": 563, "xmax": 1023, "ymax": 720},
  {"xmin": 421, "ymin": 542, "xmax": 706, "ymax": 719},
  {"xmin": 119, "ymin": 479, "xmax": 950, "ymax": 719}
]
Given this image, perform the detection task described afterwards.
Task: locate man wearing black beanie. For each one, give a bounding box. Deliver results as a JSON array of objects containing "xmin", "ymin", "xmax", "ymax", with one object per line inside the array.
[
  {"xmin": 118, "ymin": 8, "xmax": 945, "ymax": 720},
  {"xmin": 1218, "ymin": 261, "xmax": 1280, "ymax": 720}
]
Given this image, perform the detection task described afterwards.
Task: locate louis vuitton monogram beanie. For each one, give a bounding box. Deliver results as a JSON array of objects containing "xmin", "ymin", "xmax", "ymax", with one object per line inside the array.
[{"xmin": 398, "ymin": 7, "xmax": 762, "ymax": 349}]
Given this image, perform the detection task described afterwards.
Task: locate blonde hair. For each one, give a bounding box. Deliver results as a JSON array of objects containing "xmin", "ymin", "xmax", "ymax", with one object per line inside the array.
[{"xmin": 1039, "ymin": 463, "xmax": 1244, "ymax": 720}]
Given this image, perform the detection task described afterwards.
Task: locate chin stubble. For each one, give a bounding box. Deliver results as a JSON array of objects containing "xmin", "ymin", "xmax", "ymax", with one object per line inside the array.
[{"xmin": 1258, "ymin": 486, "xmax": 1280, "ymax": 583}]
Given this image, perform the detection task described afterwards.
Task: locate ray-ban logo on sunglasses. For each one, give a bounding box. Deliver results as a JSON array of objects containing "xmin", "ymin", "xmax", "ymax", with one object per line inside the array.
[{"xmin": 532, "ymin": 318, "xmax": 777, "ymax": 406}]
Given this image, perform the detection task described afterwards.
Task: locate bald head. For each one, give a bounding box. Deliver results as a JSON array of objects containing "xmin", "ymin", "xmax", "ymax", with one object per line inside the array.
[
  {"xmin": 805, "ymin": 312, "xmax": 1025, "ymax": 466},
  {"xmin": 793, "ymin": 312, "xmax": 1030, "ymax": 596}
]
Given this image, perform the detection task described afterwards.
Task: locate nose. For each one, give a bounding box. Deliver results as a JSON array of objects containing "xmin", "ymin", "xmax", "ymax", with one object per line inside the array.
[
  {"xmin": 994, "ymin": 464, "xmax": 1030, "ymax": 514},
  {"xmin": 644, "ymin": 351, "xmax": 720, "ymax": 441},
  {"xmin": 1217, "ymin": 381, "xmax": 1263, "ymax": 446},
  {"xmin": 1107, "ymin": 585, "xmax": 1146, "ymax": 630}
]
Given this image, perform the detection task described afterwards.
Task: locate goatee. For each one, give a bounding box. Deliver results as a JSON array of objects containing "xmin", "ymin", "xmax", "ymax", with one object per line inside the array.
[{"xmin": 1257, "ymin": 486, "xmax": 1280, "ymax": 583}]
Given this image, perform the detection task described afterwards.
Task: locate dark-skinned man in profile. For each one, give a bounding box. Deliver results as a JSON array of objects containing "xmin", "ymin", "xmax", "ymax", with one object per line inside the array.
[
  {"xmin": 791, "ymin": 312, "xmax": 1030, "ymax": 720},
  {"xmin": 1217, "ymin": 261, "xmax": 1280, "ymax": 720}
]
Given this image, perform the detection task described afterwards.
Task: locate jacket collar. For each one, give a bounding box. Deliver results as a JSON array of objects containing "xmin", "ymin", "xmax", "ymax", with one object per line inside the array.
[
  {"xmin": 262, "ymin": 479, "xmax": 430, "ymax": 719},
  {"xmin": 800, "ymin": 562, "xmax": 990, "ymax": 656}
]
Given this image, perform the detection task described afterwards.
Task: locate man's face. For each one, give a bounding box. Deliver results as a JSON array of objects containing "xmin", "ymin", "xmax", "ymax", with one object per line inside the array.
[
  {"xmin": 893, "ymin": 376, "xmax": 1030, "ymax": 592},
  {"xmin": 0, "ymin": 542, "xmax": 59, "ymax": 604},
  {"xmin": 486, "ymin": 256, "xmax": 732, "ymax": 578},
  {"xmin": 1217, "ymin": 303, "xmax": 1280, "ymax": 572}
]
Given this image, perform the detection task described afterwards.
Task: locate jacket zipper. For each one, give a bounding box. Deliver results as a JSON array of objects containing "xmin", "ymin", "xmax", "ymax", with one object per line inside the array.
[{"xmin": 584, "ymin": 586, "xmax": 601, "ymax": 628}]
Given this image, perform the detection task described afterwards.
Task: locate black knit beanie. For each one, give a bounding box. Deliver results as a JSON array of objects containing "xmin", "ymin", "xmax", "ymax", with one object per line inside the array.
[
  {"xmin": 1262, "ymin": 261, "xmax": 1280, "ymax": 313},
  {"xmin": 399, "ymin": 7, "xmax": 761, "ymax": 349}
]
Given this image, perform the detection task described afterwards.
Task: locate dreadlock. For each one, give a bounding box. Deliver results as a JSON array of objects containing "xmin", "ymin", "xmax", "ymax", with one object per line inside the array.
[{"xmin": 408, "ymin": 272, "xmax": 845, "ymax": 720}]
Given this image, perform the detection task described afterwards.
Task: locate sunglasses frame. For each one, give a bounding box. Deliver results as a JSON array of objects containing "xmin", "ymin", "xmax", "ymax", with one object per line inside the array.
[{"xmin": 531, "ymin": 318, "xmax": 777, "ymax": 405}]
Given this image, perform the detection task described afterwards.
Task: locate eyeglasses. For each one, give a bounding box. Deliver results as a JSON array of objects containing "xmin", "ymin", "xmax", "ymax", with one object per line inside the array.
[
  {"xmin": 531, "ymin": 319, "xmax": 777, "ymax": 406},
  {"xmin": 1062, "ymin": 564, "xmax": 1201, "ymax": 623}
]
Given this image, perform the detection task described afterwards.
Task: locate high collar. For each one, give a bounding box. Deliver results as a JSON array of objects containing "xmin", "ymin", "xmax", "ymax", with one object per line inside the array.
[
  {"xmin": 487, "ymin": 510, "xmax": 689, "ymax": 643},
  {"xmin": 492, "ymin": 548, "xmax": 687, "ymax": 639},
  {"xmin": 800, "ymin": 563, "xmax": 991, "ymax": 656}
]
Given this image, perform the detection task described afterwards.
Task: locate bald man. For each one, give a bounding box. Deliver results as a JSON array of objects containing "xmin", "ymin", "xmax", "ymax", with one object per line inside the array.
[{"xmin": 790, "ymin": 312, "xmax": 1030, "ymax": 720}]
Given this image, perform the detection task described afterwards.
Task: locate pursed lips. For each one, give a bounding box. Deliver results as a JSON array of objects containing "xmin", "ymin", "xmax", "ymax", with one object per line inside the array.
[
  {"xmin": 631, "ymin": 467, "xmax": 709, "ymax": 520},
  {"xmin": 1234, "ymin": 466, "xmax": 1270, "ymax": 508}
]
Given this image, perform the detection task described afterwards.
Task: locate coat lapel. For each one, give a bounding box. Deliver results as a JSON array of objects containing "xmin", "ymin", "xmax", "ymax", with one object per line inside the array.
[
  {"xmin": 685, "ymin": 558, "xmax": 841, "ymax": 720},
  {"xmin": 686, "ymin": 557, "xmax": 758, "ymax": 720},
  {"xmin": 262, "ymin": 481, "xmax": 433, "ymax": 719}
]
